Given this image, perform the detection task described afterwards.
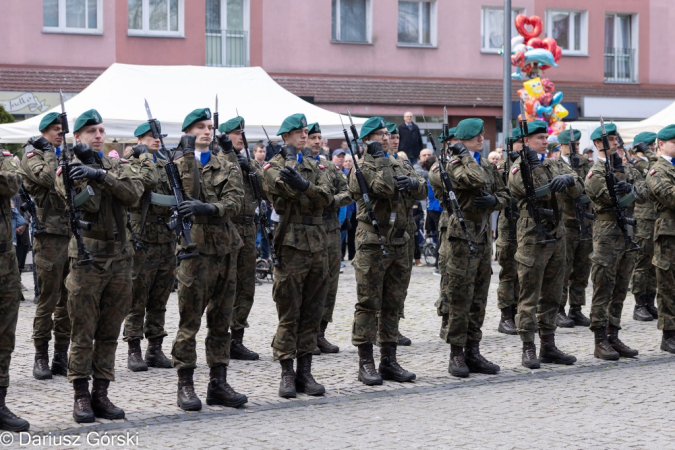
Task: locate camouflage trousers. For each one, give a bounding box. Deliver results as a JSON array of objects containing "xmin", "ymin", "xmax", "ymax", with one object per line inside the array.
[
  {"xmin": 435, "ymin": 228, "xmax": 449, "ymax": 316},
  {"xmin": 589, "ymin": 231, "xmax": 636, "ymax": 330},
  {"xmin": 440, "ymin": 238, "xmax": 491, "ymax": 346},
  {"xmin": 562, "ymin": 223, "xmax": 593, "ymax": 308},
  {"xmin": 231, "ymin": 223, "xmax": 257, "ymax": 331},
  {"xmin": 496, "ymin": 230, "xmax": 519, "ymax": 311},
  {"xmin": 515, "ymin": 238, "xmax": 566, "ymax": 343},
  {"xmin": 32, "ymin": 233, "xmax": 71, "ymax": 346},
  {"xmin": 65, "ymin": 257, "xmax": 133, "ymax": 382},
  {"xmin": 631, "ymin": 218, "xmax": 656, "ymax": 300},
  {"xmin": 321, "ymin": 226, "xmax": 342, "ymax": 323},
  {"xmin": 123, "ymin": 241, "xmax": 175, "ymax": 342},
  {"xmin": 172, "ymin": 253, "xmax": 237, "ymax": 369},
  {"xmin": 272, "ymin": 245, "xmax": 327, "ymax": 361},
  {"xmin": 653, "ymin": 235, "xmax": 675, "ymax": 331},
  {"xmin": 0, "ymin": 250, "xmax": 21, "ymax": 387}
]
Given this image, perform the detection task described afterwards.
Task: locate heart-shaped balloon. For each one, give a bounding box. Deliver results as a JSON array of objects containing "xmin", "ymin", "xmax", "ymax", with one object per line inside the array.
[
  {"xmin": 527, "ymin": 38, "xmax": 545, "ymax": 49},
  {"xmin": 539, "ymin": 93, "xmax": 552, "ymax": 106},
  {"xmin": 542, "ymin": 37, "xmax": 559, "ymax": 55},
  {"xmin": 541, "ymin": 78, "xmax": 555, "ymax": 93},
  {"xmin": 553, "ymin": 46, "xmax": 562, "ymax": 62},
  {"xmin": 515, "ymin": 14, "xmax": 543, "ymax": 40},
  {"xmin": 511, "ymin": 51, "xmax": 525, "ymax": 67},
  {"xmin": 537, "ymin": 104, "xmax": 553, "ymax": 118}
]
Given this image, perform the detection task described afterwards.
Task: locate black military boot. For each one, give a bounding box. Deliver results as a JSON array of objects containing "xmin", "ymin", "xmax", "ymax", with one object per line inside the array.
[
  {"xmin": 645, "ymin": 291, "xmax": 658, "ymax": 319},
  {"xmin": 127, "ymin": 339, "xmax": 148, "ymax": 372},
  {"xmin": 176, "ymin": 368, "xmax": 202, "ymax": 411},
  {"xmin": 497, "ymin": 307, "xmax": 517, "ymax": 335},
  {"xmin": 206, "ymin": 365, "xmax": 248, "ymax": 407},
  {"xmin": 379, "ymin": 343, "xmax": 416, "ymax": 382},
  {"xmin": 555, "ymin": 306, "xmax": 574, "ymax": 328},
  {"xmin": 539, "ymin": 334, "xmax": 576, "ymax": 365},
  {"xmin": 230, "ymin": 328, "xmax": 260, "ymax": 361},
  {"xmin": 296, "ymin": 354, "xmax": 326, "ymax": 395},
  {"xmin": 312, "ymin": 346, "xmax": 321, "ymax": 355},
  {"xmin": 145, "ymin": 337, "xmax": 172, "ymax": 368},
  {"xmin": 0, "ymin": 387, "xmax": 30, "ymax": 432},
  {"xmin": 33, "ymin": 341, "xmax": 52, "ymax": 380},
  {"xmin": 439, "ymin": 313, "xmax": 449, "ymax": 340},
  {"xmin": 607, "ymin": 325, "xmax": 638, "ymax": 357},
  {"xmin": 317, "ymin": 320, "xmax": 340, "ymax": 354},
  {"xmin": 72, "ymin": 379, "xmax": 95, "ymax": 423},
  {"xmin": 521, "ymin": 342, "xmax": 540, "ymax": 369},
  {"xmin": 660, "ymin": 330, "xmax": 675, "ymax": 354},
  {"xmin": 51, "ymin": 343, "xmax": 69, "ymax": 376},
  {"xmin": 633, "ymin": 295, "xmax": 654, "ymax": 321},
  {"xmin": 464, "ymin": 340, "xmax": 500, "ymax": 374},
  {"xmin": 357, "ymin": 343, "xmax": 383, "ymax": 386},
  {"xmin": 278, "ymin": 359, "xmax": 297, "ymax": 398},
  {"xmin": 593, "ymin": 328, "xmax": 620, "ymax": 361},
  {"xmin": 568, "ymin": 305, "xmax": 591, "ymax": 327},
  {"xmin": 448, "ymin": 344, "xmax": 470, "ymax": 378},
  {"xmin": 397, "ymin": 332, "xmax": 412, "ymax": 346},
  {"xmin": 91, "ymin": 379, "xmax": 125, "ymax": 419}
]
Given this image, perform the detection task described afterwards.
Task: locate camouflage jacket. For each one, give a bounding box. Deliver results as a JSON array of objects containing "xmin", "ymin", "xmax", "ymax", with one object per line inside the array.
[
  {"xmin": 0, "ymin": 150, "xmax": 22, "ymax": 245},
  {"xmin": 321, "ymin": 159, "xmax": 352, "ymax": 232},
  {"xmin": 646, "ymin": 156, "xmax": 675, "ymax": 261},
  {"xmin": 633, "ymin": 151, "xmax": 659, "ymax": 220},
  {"xmin": 556, "ymin": 152, "xmax": 594, "ymax": 224},
  {"xmin": 221, "ymin": 150, "xmax": 264, "ymax": 237},
  {"xmin": 392, "ymin": 156, "xmax": 426, "ymax": 232}
]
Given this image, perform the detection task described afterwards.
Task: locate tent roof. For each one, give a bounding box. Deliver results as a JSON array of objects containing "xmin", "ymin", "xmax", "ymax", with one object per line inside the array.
[
  {"xmin": 0, "ymin": 63, "xmax": 366, "ymax": 143},
  {"xmin": 619, "ymin": 100, "xmax": 675, "ymax": 142}
]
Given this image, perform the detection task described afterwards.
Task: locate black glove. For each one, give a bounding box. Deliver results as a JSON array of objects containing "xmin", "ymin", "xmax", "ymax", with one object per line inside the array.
[
  {"xmin": 526, "ymin": 148, "xmax": 542, "ymax": 168},
  {"xmin": 569, "ymin": 153, "xmax": 581, "ymax": 168},
  {"xmin": 279, "ymin": 166, "xmax": 309, "ymax": 191},
  {"xmin": 237, "ymin": 153, "xmax": 251, "ymax": 173},
  {"xmin": 132, "ymin": 145, "xmax": 149, "ymax": 158},
  {"xmin": 177, "ymin": 199, "xmax": 216, "ymax": 217},
  {"xmin": 509, "ymin": 151, "xmax": 520, "ymax": 162},
  {"xmin": 615, "ymin": 180, "xmax": 632, "ymax": 196},
  {"xmin": 449, "ymin": 142, "xmax": 470, "ymax": 159},
  {"xmin": 301, "ymin": 147, "xmax": 312, "ymax": 158},
  {"xmin": 366, "ymin": 142, "xmax": 385, "ymax": 158},
  {"xmin": 611, "ymin": 152, "xmax": 625, "ymax": 173},
  {"xmin": 73, "ymin": 143, "xmax": 97, "ymax": 164},
  {"xmin": 217, "ymin": 134, "xmax": 233, "ymax": 153},
  {"xmin": 635, "ymin": 142, "xmax": 649, "ymax": 154},
  {"xmin": 178, "ymin": 135, "xmax": 196, "ymax": 153},
  {"xmin": 69, "ymin": 162, "xmax": 106, "ymax": 183},
  {"xmin": 28, "ymin": 136, "xmax": 53, "ymax": 152},
  {"xmin": 549, "ymin": 174, "xmax": 575, "ymax": 193},
  {"xmin": 473, "ymin": 191, "xmax": 497, "ymax": 209},
  {"xmin": 393, "ymin": 175, "xmax": 419, "ymax": 191},
  {"xmin": 280, "ymin": 145, "xmax": 298, "ymax": 161}
]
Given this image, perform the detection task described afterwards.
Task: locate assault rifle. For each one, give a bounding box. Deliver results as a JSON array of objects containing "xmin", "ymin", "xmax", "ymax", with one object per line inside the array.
[
  {"xmin": 503, "ymin": 135, "xmax": 519, "ymax": 242},
  {"xmin": 19, "ymin": 185, "xmax": 42, "ymax": 233},
  {"xmin": 567, "ymin": 126, "xmax": 594, "ymax": 241},
  {"xmin": 210, "ymin": 95, "xmax": 220, "ymax": 154},
  {"xmin": 126, "ymin": 212, "xmax": 145, "ymax": 251}
]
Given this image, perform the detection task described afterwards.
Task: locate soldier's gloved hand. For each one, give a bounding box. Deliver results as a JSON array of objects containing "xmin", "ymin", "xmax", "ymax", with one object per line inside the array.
[
  {"xmin": 237, "ymin": 153, "xmax": 251, "ymax": 173},
  {"xmin": 280, "ymin": 145, "xmax": 298, "ymax": 160},
  {"xmin": 178, "ymin": 135, "xmax": 196, "ymax": 153},
  {"xmin": 178, "ymin": 199, "xmax": 216, "ymax": 217},
  {"xmin": 509, "ymin": 151, "xmax": 520, "ymax": 162},
  {"xmin": 473, "ymin": 192, "xmax": 497, "ymax": 209},
  {"xmin": 366, "ymin": 142, "xmax": 385, "ymax": 158},
  {"xmin": 28, "ymin": 136, "xmax": 53, "ymax": 152},
  {"xmin": 635, "ymin": 142, "xmax": 649, "ymax": 154},
  {"xmin": 611, "ymin": 152, "xmax": 625, "ymax": 173},
  {"xmin": 526, "ymin": 149, "xmax": 542, "ymax": 168},
  {"xmin": 615, "ymin": 180, "xmax": 632, "ymax": 196},
  {"xmin": 393, "ymin": 175, "xmax": 419, "ymax": 191},
  {"xmin": 72, "ymin": 143, "xmax": 97, "ymax": 164},
  {"xmin": 279, "ymin": 166, "xmax": 309, "ymax": 191},
  {"xmin": 217, "ymin": 134, "xmax": 234, "ymax": 153},
  {"xmin": 301, "ymin": 147, "xmax": 312, "ymax": 158},
  {"xmin": 69, "ymin": 162, "xmax": 106, "ymax": 183},
  {"xmin": 132, "ymin": 145, "xmax": 149, "ymax": 158},
  {"xmin": 549, "ymin": 174, "xmax": 575, "ymax": 193},
  {"xmin": 449, "ymin": 142, "xmax": 470, "ymax": 158},
  {"xmin": 569, "ymin": 153, "xmax": 581, "ymax": 167}
]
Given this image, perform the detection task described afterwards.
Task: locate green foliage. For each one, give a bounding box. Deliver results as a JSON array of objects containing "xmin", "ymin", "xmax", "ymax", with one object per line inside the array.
[{"xmin": 0, "ymin": 105, "xmax": 22, "ymax": 154}]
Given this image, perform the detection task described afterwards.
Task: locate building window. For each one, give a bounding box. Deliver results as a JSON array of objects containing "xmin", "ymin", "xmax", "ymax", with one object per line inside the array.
[
  {"xmin": 398, "ymin": 1, "xmax": 436, "ymax": 47},
  {"xmin": 332, "ymin": 0, "xmax": 371, "ymax": 44},
  {"xmin": 546, "ymin": 10, "xmax": 588, "ymax": 55},
  {"xmin": 128, "ymin": 0, "xmax": 184, "ymax": 37},
  {"xmin": 205, "ymin": 0, "xmax": 250, "ymax": 67},
  {"xmin": 43, "ymin": 0, "xmax": 103, "ymax": 34},
  {"xmin": 481, "ymin": 7, "xmax": 523, "ymax": 53},
  {"xmin": 605, "ymin": 13, "xmax": 637, "ymax": 83}
]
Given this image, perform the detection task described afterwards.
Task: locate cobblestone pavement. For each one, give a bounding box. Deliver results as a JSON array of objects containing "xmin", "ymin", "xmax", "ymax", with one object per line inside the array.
[{"xmin": 3, "ymin": 257, "xmax": 673, "ymax": 448}]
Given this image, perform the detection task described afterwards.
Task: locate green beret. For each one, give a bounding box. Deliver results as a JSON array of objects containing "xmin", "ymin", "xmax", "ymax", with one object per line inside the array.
[
  {"xmin": 455, "ymin": 118, "xmax": 484, "ymax": 140},
  {"xmin": 657, "ymin": 125, "xmax": 675, "ymax": 142},
  {"xmin": 386, "ymin": 122, "xmax": 399, "ymax": 135},
  {"xmin": 590, "ymin": 123, "xmax": 617, "ymax": 141},
  {"xmin": 134, "ymin": 121, "xmax": 159, "ymax": 138},
  {"xmin": 39, "ymin": 112, "xmax": 61, "ymax": 132},
  {"xmin": 557, "ymin": 129, "xmax": 581, "ymax": 145},
  {"xmin": 73, "ymin": 109, "xmax": 103, "ymax": 132},
  {"xmin": 359, "ymin": 116, "xmax": 387, "ymax": 139},
  {"xmin": 277, "ymin": 113, "xmax": 308, "ymax": 135},
  {"xmin": 510, "ymin": 127, "xmax": 522, "ymax": 141},
  {"xmin": 524, "ymin": 120, "xmax": 548, "ymax": 136},
  {"xmin": 182, "ymin": 108, "xmax": 212, "ymax": 132},
  {"xmin": 633, "ymin": 131, "xmax": 657, "ymax": 146},
  {"xmin": 219, "ymin": 116, "xmax": 244, "ymax": 134},
  {"xmin": 437, "ymin": 127, "xmax": 456, "ymax": 143},
  {"xmin": 307, "ymin": 122, "xmax": 321, "ymax": 135}
]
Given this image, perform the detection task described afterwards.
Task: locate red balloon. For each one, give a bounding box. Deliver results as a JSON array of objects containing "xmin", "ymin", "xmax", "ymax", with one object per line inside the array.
[
  {"xmin": 527, "ymin": 38, "xmax": 545, "ymax": 49},
  {"xmin": 553, "ymin": 46, "xmax": 562, "ymax": 62},
  {"xmin": 515, "ymin": 14, "xmax": 543, "ymax": 40},
  {"xmin": 541, "ymin": 78, "xmax": 556, "ymax": 93},
  {"xmin": 539, "ymin": 93, "xmax": 552, "ymax": 106},
  {"xmin": 542, "ymin": 37, "xmax": 559, "ymax": 54},
  {"xmin": 511, "ymin": 51, "xmax": 525, "ymax": 67}
]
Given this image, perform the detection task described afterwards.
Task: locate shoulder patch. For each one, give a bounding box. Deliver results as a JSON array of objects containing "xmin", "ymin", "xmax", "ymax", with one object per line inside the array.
[
  {"xmin": 587, "ymin": 171, "xmax": 593, "ymax": 179},
  {"xmin": 120, "ymin": 158, "xmax": 129, "ymax": 163},
  {"xmin": 650, "ymin": 169, "xmax": 656, "ymax": 176},
  {"xmin": 2, "ymin": 151, "xmax": 11, "ymax": 156},
  {"xmin": 431, "ymin": 166, "xmax": 439, "ymax": 172},
  {"xmin": 318, "ymin": 164, "xmax": 325, "ymax": 169},
  {"xmin": 56, "ymin": 166, "xmax": 63, "ymax": 176},
  {"xmin": 588, "ymin": 157, "xmax": 593, "ymax": 162},
  {"xmin": 26, "ymin": 152, "xmax": 35, "ymax": 159},
  {"xmin": 451, "ymin": 159, "xmax": 460, "ymax": 165},
  {"xmin": 511, "ymin": 167, "xmax": 519, "ymax": 175},
  {"xmin": 263, "ymin": 163, "xmax": 272, "ymax": 170},
  {"xmin": 497, "ymin": 165, "xmax": 501, "ymax": 170}
]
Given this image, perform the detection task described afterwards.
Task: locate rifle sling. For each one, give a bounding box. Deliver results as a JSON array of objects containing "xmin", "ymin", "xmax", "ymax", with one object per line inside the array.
[{"xmin": 138, "ymin": 190, "xmax": 152, "ymax": 235}]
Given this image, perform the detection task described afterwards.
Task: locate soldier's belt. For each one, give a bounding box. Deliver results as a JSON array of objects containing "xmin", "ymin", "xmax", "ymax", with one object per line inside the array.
[
  {"xmin": 322, "ymin": 211, "xmax": 338, "ymax": 221},
  {"xmin": 518, "ymin": 210, "xmax": 555, "ymax": 220},
  {"xmin": 129, "ymin": 213, "xmax": 171, "ymax": 224},
  {"xmin": 150, "ymin": 193, "xmax": 178, "ymax": 207},
  {"xmin": 459, "ymin": 211, "xmax": 486, "ymax": 223},
  {"xmin": 358, "ymin": 220, "xmax": 405, "ymax": 238},
  {"xmin": 658, "ymin": 211, "xmax": 675, "ymax": 220},
  {"xmin": 82, "ymin": 230, "xmax": 121, "ymax": 241},
  {"xmin": 0, "ymin": 241, "xmax": 9, "ymax": 253},
  {"xmin": 231, "ymin": 215, "xmax": 256, "ymax": 225},
  {"xmin": 594, "ymin": 213, "xmax": 617, "ymax": 221},
  {"xmin": 279, "ymin": 215, "xmax": 323, "ymax": 225},
  {"xmin": 192, "ymin": 216, "xmax": 228, "ymax": 225}
]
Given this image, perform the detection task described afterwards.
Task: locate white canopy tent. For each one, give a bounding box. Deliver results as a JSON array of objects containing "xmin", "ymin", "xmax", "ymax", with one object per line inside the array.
[
  {"xmin": 616, "ymin": 100, "xmax": 675, "ymax": 143},
  {"xmin": 0, "ymin": 63, "xmax": 366, "ymax": 144}
]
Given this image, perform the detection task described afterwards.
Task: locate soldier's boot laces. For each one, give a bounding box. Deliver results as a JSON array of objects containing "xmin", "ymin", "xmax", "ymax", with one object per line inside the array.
[
  {"xmin": 397, "ymin": 331, "xmax": 412, "ymax": 346},
  {"xmin": 72, "ymin": 379, "xmax": 95, "ymax": 423},
  {"xmin": 439, "ymin": 313, "xmax": 449, "ymax": 340},
  {"xmin": 539, "ymin": 334, "xmax": 577, "ymax": 365},
  {"xmin": 645, "ymin": 291, "xmax": 658, "ymax": 320},
  {"xmin": 0, "ymin": 387, "xmax": 30, "ymax": 432},
  {"xmin": 33, "ymin": 341, "xmax": 52, "ymax": 380},
  {"xmin": 296, "ymin": 354, "xmax": 326, "ymax": 395},
  {"xmin": 230, "ymin": 328, "xmax": 260, "ymax": 361},
  {"xmin": 176, "ymin": 368, "xmax": 202, "ymax": 411},
  {"xmin": 660, "ymin": 330, "xmax": 675, "ymax": 354},
  {"xmin": 607, "ymin": 325, "xmax": 638, "ymax": 357},
  {"xmin": 521, "ymin": 342, "xmax": 540, "ymax": 369},
  {"xmin": 593, "ymin": 328, "xmax": 620, "ymax": 361},
  {"xmin": 378, "ymin": 343, "xmax": 416, "ymax": 382},
  {"xmin": 448, "ymin": 344, "xmax": 470, "ymax": 378},
  {"xmin": 497, "ymin": 307, "xmax": 517, "ymax": 335},
  {"xmin": 633, "ymin": 295, "xmax": 654, "ymax": 322},
  {"xmin": 51, "ymin": 343, "xmax": 69, "ymax": 376},
  {"xmin": 127, "ymin": 339, "xmax": 148, "ymax": 372},
  {"xmin": 464, "ymin": 340, "xmax": 500, "ymax": 374},
  {"xmin": 555, "ymin": 306, "xmax": 575, "ymax": 328},
  {"xmin": 568, "ymin": 305, "xmax": 591, "ymax": 327},
  {"xmin": 316, "ymin": 320, "xmax": 339, "ymax": 354},
  {"xmin": 91, "ymin": 379, "xmax": 125, "ymax": 420},
  {"xmin": 278, "ymin": 359, "xmax": 297, "ymax": 398},
  {"xmin": 206, "ymin": 365, "xmax": 248, "ymax": 407},
  {"xmin": 357, "ymin": 343, "xmax": 383, "ymax": 386},
  {"xmin": 145, "ymin": 337, "xmax": 172, "ymax": 368}
]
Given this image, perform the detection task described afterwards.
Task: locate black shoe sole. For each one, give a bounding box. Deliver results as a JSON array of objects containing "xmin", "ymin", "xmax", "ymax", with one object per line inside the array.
[
  {"xmin": 466, "ymin": 364, "xmax": 500, "ymax": 375},
  {"xmin": 73, "ymin": 413, "xmax": 95, "ymax": 423},
  {"xmin": 380, "ymin": 371, "xmax": 416, "ymax": 382},
  {"xmin": 497, "ymin": 324, "xmax": 518, "ymax": 335},
  {"xmin": 571, "ymin": 319, "xmax": 591, "ymax": 327},
  {"xmin": 398, "ymin": 339, "xmax": 412, "ymax": 346},
  {"xmin": 92, "ymin": 410, "xmax": 125, "ymax": 420},
  {"xmin": 146, "ymin": 361, "xmax": 173, "ymax": 368},
  {"xmin": 295, "ymin": 385, "xmax": 326, "ymax": 396},
  {"xmin": 128, "ymin": 362, "xmax": 148, "ymax": 372},
  {"xmin": 278, "ymin": 390, "xmax": 297, "ymax": 399},
  {"xmin": 633, "ymin": 313, "xmax": 654, "ymax": 322},
  {"xmin": 317, "ymin": 345, "xmax": 340, "ymax": 354},
  {"xmin": 33, "ymin": 372, "xmax": 52, "ymax": 380},
  {"xmin": 556, "ymin": 321, "xmax": 575, "ymax": 329},
  {"xmin": 205, "ymin": 396, "xmax": 248, "ymax": 408},
  {"xmin": 51, "ymin": 366, "xmax": 67, "ymax": 376},
  {"xmin": 540, "ymin": 357, "xmax": 576, "ymax": 365},
  {"xmin": 593, "ymin": 352, "xmax": 620, "ymax": 361},
  {"xmin": 176, "ymin": 399, "xmax": 202, "ymax": 411},
  {"xmin": 522, "ymin": 361, "xmax": 541, "ymax": 369},
  {"xmin": 660, "ymin": 343, "xmax": 675, "ymax": 354},
  {"xmin": 145, "ymin": 356, "xmax": 173, "ymax": 368},
  {"xmin": 358, "ymin": 374, "xmax": 383, "ymax": 386},
  {"xmin": 230, "ymin": 353, "xmax": 260, "ymax": 361}
]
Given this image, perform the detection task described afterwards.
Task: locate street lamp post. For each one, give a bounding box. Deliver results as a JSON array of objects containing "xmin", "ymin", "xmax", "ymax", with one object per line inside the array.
[{"xmin": 502, "ymin": 0, "xmax": 512, "ymax": 143}]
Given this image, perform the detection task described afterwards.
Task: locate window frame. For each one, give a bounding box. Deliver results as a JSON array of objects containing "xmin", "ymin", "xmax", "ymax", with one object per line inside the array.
[
  {"xmin": 205, "ymin": 0, "xmax": 250, "ymax": 67},
  {"xmin": 397, "ymin": 0, "xmax": 438, "ymax": 48},
  {"xmin": 545, "ymin": 9, "xmax": 588, "ymax": 56},
  {"xmin": 331, "ymin": 0, "xmax": 373, "ymax": 45},
  {"xmin": 127, "ymin": 0, "xmax": 185, "ymax": 38},
  {"xmin": 604, "ymin": 12, "xmax": 639, "ymax": 84},
  {"xmin": 480, "ymin": 6, "xmax": 524, "ymax": 54},
  {"xmin": 43, "ymin": 0, "xmax": 104, "ymax": 35}
]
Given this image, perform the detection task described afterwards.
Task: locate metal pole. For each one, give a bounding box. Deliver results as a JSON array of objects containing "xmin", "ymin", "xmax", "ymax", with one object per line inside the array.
[{"xmin": 502, "ymin": 0, "xmax": 512, "ymax": 143}]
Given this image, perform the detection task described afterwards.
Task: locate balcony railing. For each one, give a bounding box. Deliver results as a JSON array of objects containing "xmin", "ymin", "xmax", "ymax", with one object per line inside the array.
[
  {"xmin": 604, "ymin": 47, "xmax": 636, "ymax": 83},
  {"xmin": 206, "ymin": 29, "xmax": 249, "ymax": 67}
]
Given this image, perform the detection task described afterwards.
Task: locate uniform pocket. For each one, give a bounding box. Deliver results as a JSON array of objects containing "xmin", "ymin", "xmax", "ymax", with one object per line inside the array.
[
  {"xmin": 174, "ymin": 266, "xmax": 195, "ymax": 287},
  {"xmin": 514, "ymin": 245, "xmax": 535, "ymax": 267},
  {"xmin": 64, "ymin": 272, "xmax": 81, "ymax": 295},
  {"xmin": 34, "ymin": 253, "xmax": 53, "ymax": 272}
]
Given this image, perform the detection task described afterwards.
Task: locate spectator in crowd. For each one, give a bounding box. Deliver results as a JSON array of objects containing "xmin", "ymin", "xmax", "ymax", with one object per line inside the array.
[
  {"xmin": 108, "ymin": 150, "xmax": 120, "ymax": 159},
  {"xmin": 583, "ymin": 147, "xmax": 594, "ymax": 159},
  {"xmin": 422, "ymin": 156, "xmax": 442, "ymax": 270},
  {"xmin": 332, "ymin": 149, "xmax": 346, "ymax": 170},
  {"xmin": 488, "ymin": 151, "xmax": 501, "ymax": 164},
  {"xmin": 343, "ymin": 154, "xmax": 354, "ymax": 173},
  {"xmin": 495, "ymin": 147, "xmax": 504, "ymax": 158},
  {"xmin": 414, "ymin": 148, "xmax": 433, "ymax": 180},
  {"xmin": 399, "ymin": 111, "xmax": 424, "ymax": 166},
  {"xmin": 412, "ymin": 200, "xmax": 425, "ymax": 267},
  {"xmin": 253, "ymin": 142, "xmax": 266, "ymax": 166},
  {"xmin": 321, "ymin": 138, "xmax": 331, "ymax": 157},
  {"xmin": 340, "ymin": 141, "xmax": 349, "ymax": 151},
  {"xmin": 10, "ymin": 198, "xmax": 28, "ymax": 300},
  {"xmin": 397, "ymin": 151, "xmax": 410, "ymax": 161},
  {"xmin": 265, "ymin": 139, "xmax": 281, "ymax": 161}
]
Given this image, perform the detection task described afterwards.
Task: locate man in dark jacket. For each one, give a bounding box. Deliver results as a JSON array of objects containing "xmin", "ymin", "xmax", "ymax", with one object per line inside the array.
[{"xmin": 399, "ymin": 112, "xmax": 424, "ymax": 165}]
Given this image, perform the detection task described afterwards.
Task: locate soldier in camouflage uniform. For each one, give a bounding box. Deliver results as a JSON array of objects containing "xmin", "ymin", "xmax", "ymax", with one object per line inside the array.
[
  {"xmin": 0, "ymin": 148, "xmax": 30, "ymax": 432},
  {"xmin": 123, "ymin": 121, "xmax": 176, "ymax": 372},
  {"xmin": 54, "ymin": 109, "xmax": 144, "ymax": 423},
  {"xmin": 646, "ymin": 124, "xmax": 675, "ymax": 353},
  {"xmin": 585, "ymin": 123, "xmax": 645, "ymax": 361},
  {"xmin": 170, "ymin": 108, "xmax": 247, "ymax": 411},
  {"xmin": 349, "ymin": 117, "xmax": 426, "ymax": 386},
  {"xmin": 630, "ymin": 131, "xmax": 659, "ymax": 321},
  {"xmin": 508, "ymin": 120, "xmax": 583, "ymax": 369},
  {"xmin": 262, "ymin": 113, "xmax": 332, "ymax": 398},
  {"xmin": 20, "ymin": 113, "xmax": 71, "ymax": 380},
  {"xmin": 429, "ymin": 118, "xmax": 509, "ymax": 377}
]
